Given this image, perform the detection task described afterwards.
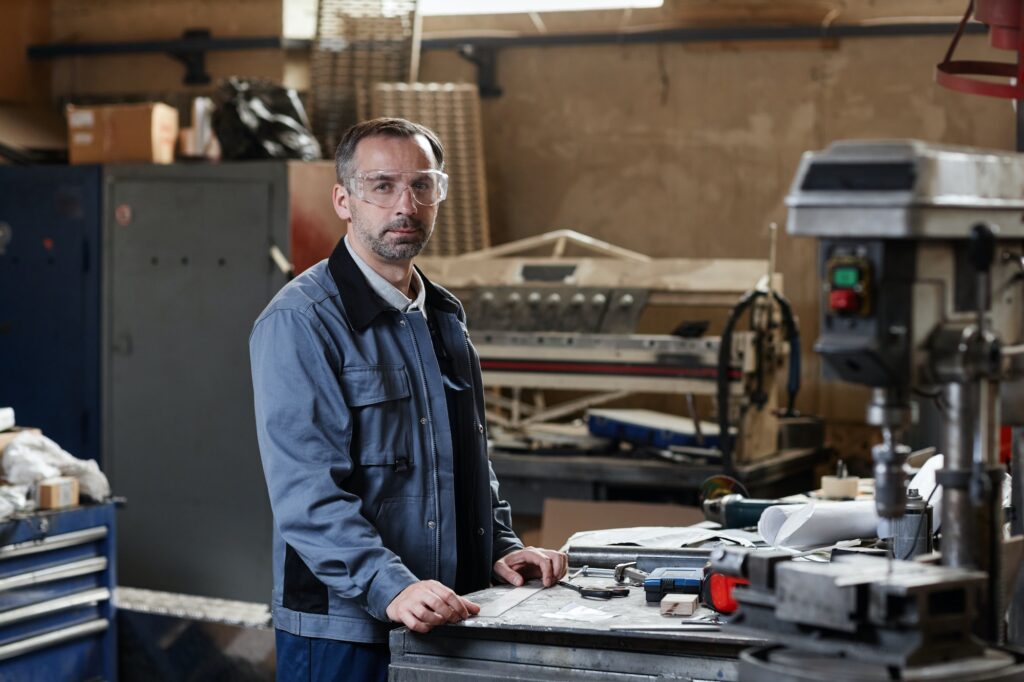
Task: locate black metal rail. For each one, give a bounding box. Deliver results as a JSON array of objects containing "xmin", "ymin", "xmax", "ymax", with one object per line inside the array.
[{"xmin": 27, "ymin": 22, "xmax": 988, "ymax": 93}]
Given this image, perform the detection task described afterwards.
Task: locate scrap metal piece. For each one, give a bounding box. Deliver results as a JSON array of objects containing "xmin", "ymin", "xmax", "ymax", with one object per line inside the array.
[{"xmin": 115, "ymin": 587, "xmax": 271, "ymax": 629}]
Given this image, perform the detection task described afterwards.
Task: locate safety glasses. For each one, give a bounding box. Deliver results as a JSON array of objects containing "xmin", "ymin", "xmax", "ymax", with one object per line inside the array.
[{"xmin": 346, "ymin": 169, "xmax": 449, "ymax": 208}]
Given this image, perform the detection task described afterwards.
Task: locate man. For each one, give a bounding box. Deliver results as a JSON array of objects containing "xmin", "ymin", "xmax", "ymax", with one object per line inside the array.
[{"xmin": 250, "ymin": 118, "xmax": 566, "ymax": 681}]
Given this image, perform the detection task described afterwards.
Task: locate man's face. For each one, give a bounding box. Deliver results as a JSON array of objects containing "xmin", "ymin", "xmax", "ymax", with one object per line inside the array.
[{"xmin": 333, "ymin": 134, "xmax": 441, "ymax": 264}]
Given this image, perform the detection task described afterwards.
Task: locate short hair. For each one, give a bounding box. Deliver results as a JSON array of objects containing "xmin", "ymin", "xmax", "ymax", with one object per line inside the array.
[{"xmin": 334, "ymin": 118, "xmax": 445, "ymax": 183}]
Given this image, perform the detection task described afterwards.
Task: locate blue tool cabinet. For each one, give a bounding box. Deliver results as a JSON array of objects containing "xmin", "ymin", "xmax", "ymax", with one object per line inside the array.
[
  {"xmin": 0, "ymin": 503, "xmax": 116, "ymax": 681},
  {"xmin": 0, "ymin": 165, "xmax": 102, "ymax": 463}
]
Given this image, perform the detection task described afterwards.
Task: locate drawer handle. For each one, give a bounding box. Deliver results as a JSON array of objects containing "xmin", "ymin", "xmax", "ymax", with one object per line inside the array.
[
  {"xmin": 0, "ymin": 618, "xmax": 108, "ymax": 662},
  {"xmin": 0, "ymin": 588, "xmax": 109, "ymax": 627},
  {"xmin": 0, "ymin": 557, "xmax": 107, "ymax": 593},
  {"xmin": 0, "ymin": 526, "xmax": 107, "ymax": 560}
]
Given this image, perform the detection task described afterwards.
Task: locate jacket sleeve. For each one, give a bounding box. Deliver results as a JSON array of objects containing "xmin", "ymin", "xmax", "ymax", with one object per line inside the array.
[
  {"xmin": 250, "ymin": 308, "xmax": 417, "ymax": 622},
  {"xmin": 488, "ymin": 459, "xmax": 524, "ymax": 560}
]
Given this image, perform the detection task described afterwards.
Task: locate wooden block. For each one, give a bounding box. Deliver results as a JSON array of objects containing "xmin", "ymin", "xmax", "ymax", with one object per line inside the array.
[
  {"xmin": 661, "ymin": 593, "xmax": 699, "ymax": 617},
  {"xmin": 821, "ymin": 475, "xmax": 860, "ymax": 499}
]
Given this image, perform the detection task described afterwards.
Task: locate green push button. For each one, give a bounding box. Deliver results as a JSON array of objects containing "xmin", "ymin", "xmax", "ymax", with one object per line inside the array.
[{"xmin": 832, "ymin": 266, "xmax": 860, "ymax": 288}]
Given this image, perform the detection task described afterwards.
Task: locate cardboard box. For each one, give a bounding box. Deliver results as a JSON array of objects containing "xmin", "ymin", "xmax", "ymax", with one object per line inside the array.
[
  {"xmin": 66, "ymin": 102, "xmax": 179, "ymax": 165},
  {"xmin": 540, "ymin": 498, "xmax": 706, "ymax": 550},
  {"xmin": 37, "ymin": 477, "xmax": 79, "ymax": 510}
]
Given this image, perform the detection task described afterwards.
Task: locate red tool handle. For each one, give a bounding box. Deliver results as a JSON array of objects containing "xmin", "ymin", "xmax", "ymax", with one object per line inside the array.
[{"xmin": 703, "ymin": 573, "xmax": 749, "ymax": 614}]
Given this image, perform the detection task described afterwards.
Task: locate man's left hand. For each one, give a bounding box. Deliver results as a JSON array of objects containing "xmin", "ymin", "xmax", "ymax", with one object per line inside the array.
[{"xmin": 493, "ymin": 547, "xmax": 567, "ymax": 587}]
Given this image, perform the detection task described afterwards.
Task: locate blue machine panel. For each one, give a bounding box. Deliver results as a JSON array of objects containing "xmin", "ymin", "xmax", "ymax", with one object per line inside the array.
[{"xmin": 0, "ymin": 166, "xmax": 102, "ymax": 463}]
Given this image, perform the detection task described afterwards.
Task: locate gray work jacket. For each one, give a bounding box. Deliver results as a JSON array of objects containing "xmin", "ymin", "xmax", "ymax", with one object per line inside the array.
[{"xmin": 250, "ymin": 239, "xmax": 522, "ymax": 643}]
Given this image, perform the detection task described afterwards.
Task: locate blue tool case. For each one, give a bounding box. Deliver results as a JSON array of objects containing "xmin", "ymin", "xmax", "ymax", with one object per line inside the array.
[
  {"xmin": 644, "ymin": 566, "xmax": 704, "ymax": 603},
  {"xmin": 0, "ymin": 503, "xmax": 117, "ymax": 680},
  {"xmin": 587, "ymin": 409, "xmax": 723, "ymax": 450}
]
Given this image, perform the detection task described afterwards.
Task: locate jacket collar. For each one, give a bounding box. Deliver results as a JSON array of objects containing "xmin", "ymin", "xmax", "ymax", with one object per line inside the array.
[
  {"xmin": 327, "ymin": 236, "xmax": 459, "ymax": 330},
  {"xmin": 416, "ymin": 265, "xmax": 460, "ymax": 317}
]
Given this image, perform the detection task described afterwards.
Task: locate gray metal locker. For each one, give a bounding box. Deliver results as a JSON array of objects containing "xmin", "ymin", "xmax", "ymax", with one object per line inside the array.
[{"xmin": 101, "ymin": 163, "xmax": 289, "ymax": 602}]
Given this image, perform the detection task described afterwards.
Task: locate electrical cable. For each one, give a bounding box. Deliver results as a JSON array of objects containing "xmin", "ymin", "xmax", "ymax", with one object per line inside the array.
[{"xmin": 716, "ymin": 288, "xmax": 801, "ymax": 473}]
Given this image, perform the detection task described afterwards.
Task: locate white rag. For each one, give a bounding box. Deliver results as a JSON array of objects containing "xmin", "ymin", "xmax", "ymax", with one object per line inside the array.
[{"xmin": 3, "ymin": 432, "xmax": 110, "ymax": 501}]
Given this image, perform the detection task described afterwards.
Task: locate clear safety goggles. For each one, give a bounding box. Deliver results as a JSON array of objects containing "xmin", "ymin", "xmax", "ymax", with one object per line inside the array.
[{"xmin": 346, "ymin": 169, "xmax": 449, "ymax": 208}]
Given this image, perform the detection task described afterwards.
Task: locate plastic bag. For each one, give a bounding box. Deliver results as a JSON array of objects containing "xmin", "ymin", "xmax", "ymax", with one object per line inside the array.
[
  {"xmin": 3, "ymin": 432, "xmax": 111, "ymax": 501},
  {"xmin": 213, "ymin": 77, "xmax": 322, "ymax": 161}
]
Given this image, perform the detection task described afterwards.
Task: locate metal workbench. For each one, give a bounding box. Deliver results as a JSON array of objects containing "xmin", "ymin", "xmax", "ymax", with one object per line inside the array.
[
  {"xmin": 389, "ymin": 577, "xmax": 765, "ymax": 681},
  {"xmin": 490, "ymin": 447, "xmax": 821, "ymax": 514}
]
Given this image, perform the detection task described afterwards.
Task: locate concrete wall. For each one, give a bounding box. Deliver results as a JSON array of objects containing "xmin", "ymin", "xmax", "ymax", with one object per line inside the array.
[{"xmin": 418, "ymin": 26, "xmax": 1015, "ymax": 423}]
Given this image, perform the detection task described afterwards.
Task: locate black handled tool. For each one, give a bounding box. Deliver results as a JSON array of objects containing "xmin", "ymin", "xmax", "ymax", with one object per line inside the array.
[{"xmin": 559, "ymin": 567, "xmax": 630, "ymax": 600}]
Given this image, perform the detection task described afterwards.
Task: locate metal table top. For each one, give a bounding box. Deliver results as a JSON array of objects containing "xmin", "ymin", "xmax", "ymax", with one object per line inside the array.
[{"xmin": 389, "ymin": 578, "xmax": 766, "ymax": 681}]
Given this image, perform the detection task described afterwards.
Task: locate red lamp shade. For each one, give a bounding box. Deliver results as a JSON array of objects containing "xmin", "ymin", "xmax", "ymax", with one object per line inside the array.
[{"xmin": 936, "ymin": 0, "xmax": 1024, "ymax": 99}]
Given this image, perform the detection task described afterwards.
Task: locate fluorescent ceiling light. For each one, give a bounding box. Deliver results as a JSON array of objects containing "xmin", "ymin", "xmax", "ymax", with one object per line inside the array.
[{"xmin": 421, "ymin": 1, "xmax": 663, "ymax": 16}]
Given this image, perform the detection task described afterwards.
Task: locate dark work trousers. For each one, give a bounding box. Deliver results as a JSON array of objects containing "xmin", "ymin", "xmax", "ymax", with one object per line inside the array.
[{"xmin": 275, "ymin": 629, "xmax": 389, "ymax": 682}]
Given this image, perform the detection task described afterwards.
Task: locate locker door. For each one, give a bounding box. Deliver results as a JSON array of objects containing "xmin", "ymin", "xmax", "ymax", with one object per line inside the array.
[
  {"xmin": 104, "ymin": 163, "xmax": 288, "ymax": 602},
  {"xmin": 0, "ymin": 166, "xmax": 101, "ymax": 462}
]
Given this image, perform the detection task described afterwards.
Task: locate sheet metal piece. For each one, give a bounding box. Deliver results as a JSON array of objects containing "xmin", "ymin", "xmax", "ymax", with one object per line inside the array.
[{"xmin": 475, "ymin": 584, "xmax": 545, "ymax": 618}]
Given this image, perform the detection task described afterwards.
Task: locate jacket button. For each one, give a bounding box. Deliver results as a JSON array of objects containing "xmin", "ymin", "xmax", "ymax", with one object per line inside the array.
[
  {"xmin": 477, "ymin": 527, "xmax": 485, "ymax": 536},
  {"xmin": 420, "ymin": 417, "xmax": 427, "ymax": 425},
  {"xmin": 399, "ymin": 319, "xmax": 406, "ymax": 327},
  {"xmin": 478, "ymin": 423, "xmax": 484, "ymax": 434},
  {"xmin": 427, "ymin": 520, "xmax": 436, "ymax": 529}
]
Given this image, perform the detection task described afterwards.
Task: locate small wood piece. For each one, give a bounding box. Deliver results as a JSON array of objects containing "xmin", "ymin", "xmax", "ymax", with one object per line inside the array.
[
  {"xmin": 660, "ymin": 593, "xmax": 698, "ymax": 617},
  {"xmin": 821, "ymin": 475, "xmax": 859, "ymax": 499},
  {"xmin": 37, "ymin": 476, "xmax": 79, "ymax": 510}
]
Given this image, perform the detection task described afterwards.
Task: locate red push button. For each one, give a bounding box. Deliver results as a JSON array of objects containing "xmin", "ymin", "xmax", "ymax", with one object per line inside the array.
[{"xmin": 829, "ymin": 289, "xmax": 861, "ymax": 313}]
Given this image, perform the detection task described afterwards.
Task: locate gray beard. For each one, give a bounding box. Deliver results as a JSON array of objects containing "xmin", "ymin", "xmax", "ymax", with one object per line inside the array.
[
  {"xmin": 366, "ymin": 228, "xmax": 430, "ymax": 260},
  {"xmin": 351, "ymin": 211, "xmax": 433, "ymax": 261}
]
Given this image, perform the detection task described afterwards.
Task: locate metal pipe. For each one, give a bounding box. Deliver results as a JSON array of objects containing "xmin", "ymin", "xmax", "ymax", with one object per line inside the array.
[
  {"xmin": 974, "ymin": 377, "xmax": 999, "ymax": 469},
  {"xmin": 1007, "ymin": 427, "xmax": 1024, "ymax": 645},
  {"xmin": 942, "ymin": 382, "xmax": 974, "ymax": 569},
  {"xmin": 567, "ymin": 546, "xmax": 712, "ymax": 570},
  {"xmin": 942, "ymin": 379, "xmax": 1006, "ymax": 642},
  {"xmin": 985, "ymin": 469, "xmax": 1006, "ymax": 643},
  {"xmin": 24, "ymin": 22, "xmax": 990, "ymax": 62},
  {"xmin": 29, "ymin": 36, "xmax": 287, "ymax": 59},
  {"xmin": 420, "ymin": 22, "xmax": 988, "ymax": 51}
]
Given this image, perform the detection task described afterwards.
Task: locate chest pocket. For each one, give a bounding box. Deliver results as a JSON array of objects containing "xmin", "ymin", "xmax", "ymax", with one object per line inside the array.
[{"xmin": 340, "ymin": 365, "xmax": 413, "ymax": 469}]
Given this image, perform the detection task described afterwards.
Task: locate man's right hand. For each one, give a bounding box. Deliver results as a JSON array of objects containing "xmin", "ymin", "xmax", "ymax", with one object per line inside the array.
[{"xmin": 385, "ymin": 580, "xmax": 480, "ymax": 633}]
